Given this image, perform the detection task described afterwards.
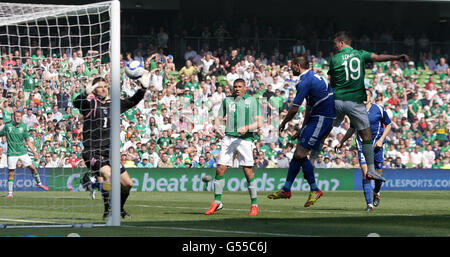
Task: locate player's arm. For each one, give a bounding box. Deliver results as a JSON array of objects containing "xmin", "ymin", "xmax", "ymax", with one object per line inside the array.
[
  {"xmin": 335, "ymin": 127, "xmax": 356, "ymax": 152},
  {"xmin": 301, "ymin": 105, "xmax": 311, "ymax": 131},
  {"xmin": 214, "ymin": 99, "xmax": 226, "ymax": 137},
  {"xmin": 279, "ymin": 104, "xmax": 299, "ymax": 135},
  {"xmin": 120, "ymin": 88, "xmax": 146, "ymax": 113},
  {"xmin": 375, "ymin": 123, "xmax": 392, "ymax": 149},
  {"xmin": 238, "ymin": 98, "xmax": 263, "ymax": 135},
  {"xmin": 72, "ymin": 89, "xmax": 96, "ymax": 114},
  {"xmin": 237, "ymin": 116, "xmax": 262, "ymax": 135},
  {"xmin": 371, "ymin": 53, "xmax": 409, "ymax": 63},
  {"xmin": 27, "ymin": 138, "xmax": 37, "ymax": 155},
  {"xmin": 375, "ymin": 108, "xmax": 393, "ymax": 148},
  {"xmin": 290, "ymin": 105, "xmax": 310, "ymax": 139},
  {"xmin": 280, "ymin": 81, "xmax": 308, "ymax": 133},
  {"xmin": 24, "ymin": 128, "xmax": 37, "ymax": 155}
]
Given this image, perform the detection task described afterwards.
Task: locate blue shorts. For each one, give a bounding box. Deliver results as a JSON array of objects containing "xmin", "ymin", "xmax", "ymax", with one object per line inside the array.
[
  {"xmin": 298, "ymin": 116, "xmax": 333, "ymax": 151},
  {"xmin": 358, "ymin": 146, "xmax": 384, "ymax": 170}
]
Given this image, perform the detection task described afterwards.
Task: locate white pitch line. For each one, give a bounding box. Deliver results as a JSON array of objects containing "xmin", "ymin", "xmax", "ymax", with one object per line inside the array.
[
  {"xmin": 122, "ymin": 224, "xmax": 312, "ymax": 237},
  {"xmin": 0, "ymin": 218, "xmax": 55, "ymax": 224},
  {"xmin": 133, "ymin": 204, "xmax": 422, "ymax": 217}
]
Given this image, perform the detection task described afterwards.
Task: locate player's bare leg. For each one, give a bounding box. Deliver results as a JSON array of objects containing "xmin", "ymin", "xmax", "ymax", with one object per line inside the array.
[
  {"xmin": 28, "ymin": 164, "xmax": 48, "ymax": 191},
  {"xmin": 99, "ymin": 165, "xmax": 112, "ymax": 219},
  {"xmin": 120, "ymin": 171, "xmax": 133, "ymax": 218}
]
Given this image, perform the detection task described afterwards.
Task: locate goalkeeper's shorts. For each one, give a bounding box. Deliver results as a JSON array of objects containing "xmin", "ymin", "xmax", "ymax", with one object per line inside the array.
[{"xmin": 82, "ymin": 149, "xmax": 126, "ymax": 174}]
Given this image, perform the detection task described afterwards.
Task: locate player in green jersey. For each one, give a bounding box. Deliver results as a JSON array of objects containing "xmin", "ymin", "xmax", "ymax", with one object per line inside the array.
[
  {"xmin": 318, "ymin": 31, "xmax": 408, "ymax": 182},
  {"xmin": 205, "ymin": 78, "xmax": 262, "ymax": 216},
  {"xmin": 0, "ymin": 111, "xmax": 48, "ymax": 198}
]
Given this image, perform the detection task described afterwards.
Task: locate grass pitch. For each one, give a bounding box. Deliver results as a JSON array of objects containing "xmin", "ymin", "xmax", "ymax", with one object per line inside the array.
[{"xmin": 0, "ymin": 191, "xmax": 449, "ymax": 237}]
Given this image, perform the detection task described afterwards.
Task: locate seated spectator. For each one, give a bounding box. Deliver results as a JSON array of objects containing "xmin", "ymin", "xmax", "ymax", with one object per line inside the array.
[
  {"xmin": 393, "ymin": 157, "xmax": 406, "ymax": 169},
  {"xmin": 435, "ymin": 58, "xmax": 449, "ymax": 73},
  {"xmin": 275, "ymin": 151, "xmax": 289, "ymax": 168},
  {"xmin": 137, "ymin": 154, "xmax": 152, "ymax": 168},
  {"xmin": 158, "ymin": 153, "xmax": 173, "ymax": 168}
]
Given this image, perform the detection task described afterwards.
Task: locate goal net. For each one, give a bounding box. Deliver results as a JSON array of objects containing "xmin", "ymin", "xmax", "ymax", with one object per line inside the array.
[{"xmin": 0, "ymin": 1, "xmax": 121, "ymax": 228}]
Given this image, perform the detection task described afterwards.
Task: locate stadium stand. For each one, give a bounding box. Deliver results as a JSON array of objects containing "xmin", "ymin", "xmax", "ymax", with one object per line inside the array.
[{"xmin": 0, "ymin": 18, "xmax": 449, "ymax": 171}]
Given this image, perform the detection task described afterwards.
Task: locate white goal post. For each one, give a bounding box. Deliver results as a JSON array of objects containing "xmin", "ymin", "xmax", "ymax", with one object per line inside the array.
[{"xmin": 0, "ymin": 0, "xmax": 121, "ymax": 228}]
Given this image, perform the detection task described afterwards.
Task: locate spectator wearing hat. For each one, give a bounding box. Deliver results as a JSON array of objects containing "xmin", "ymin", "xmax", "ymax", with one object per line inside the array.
[
  {"xmin": 184, "ymin": 158, "xmax": 192, "ymax": 168},
  {"xmin": 275, "ymin": 151, "xmax": 289, "ymax": 168},
  {"xmin": 138, "ymin": 153, "xmax": 152, "ymax": 168},
  {"xmin": 403, "ymin": 61, "xmax": 419, "ymax": 78}
]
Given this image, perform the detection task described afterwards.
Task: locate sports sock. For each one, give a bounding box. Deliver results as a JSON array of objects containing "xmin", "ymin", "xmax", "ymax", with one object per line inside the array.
[
  {"xmin": 361, "ymin": 141, "xmax": 376, "ymax": 172},
  {"xmin": 8, "ymin": 179, "xmax": 14, "ymax": 193},
  {"xmin": 247, "ymin": 177, "xmax": 257, "ymax": 205},
  {"xmin": 213, "ymin": 175, "xmax": 225, "ymax": 203},
  {"xmin": 32, "ymin": 172, "xmax": 42, "ymax": 185},
  {"xmin": 299, "ymin": 157, "xmax": 319, "ymax": 191},
  {"xmin": 100, "ymin": 182, "xmax": 111, "ymax": 212},
  {"xmin": 363, "ymin": 179, "xmax": 373, "ymax": 205},
  {"xmin": 282, "ymin": 158, "xmax": 302, "ymax": 192},
  {"xmin": 120, "ymin": 187, "xmax": 130, "ymax": 211},
  {"xmin": 374, "ymin": 180, "xmax": 382, "ymax": 194}
]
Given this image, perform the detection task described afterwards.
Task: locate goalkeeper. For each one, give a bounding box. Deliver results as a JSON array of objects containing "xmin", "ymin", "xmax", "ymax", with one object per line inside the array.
[{"xmin": 73, "ymin": 72, "xmax": 150, "ymax": 219}]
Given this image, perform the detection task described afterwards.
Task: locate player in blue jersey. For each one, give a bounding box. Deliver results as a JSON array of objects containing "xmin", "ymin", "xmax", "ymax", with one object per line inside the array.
[
  {"xmin": 335, "ymin": 89, "xmax": 392, "ymax": 211},
  {"xmin": 268, "ymin": 54, "xmax": 336, "ymax": 207}
]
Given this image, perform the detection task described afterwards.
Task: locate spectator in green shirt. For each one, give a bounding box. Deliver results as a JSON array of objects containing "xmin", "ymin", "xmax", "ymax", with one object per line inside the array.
[
  {"xmin": 407, "ymin": 93, "xmax": 422, "ymax": 123},
  {"xmin": 403, "ymin": 61, "xmax": 419, "ymax": 78}
]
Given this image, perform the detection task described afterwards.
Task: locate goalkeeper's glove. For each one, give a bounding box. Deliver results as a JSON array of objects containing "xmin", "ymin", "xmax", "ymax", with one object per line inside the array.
[
  {"xmin": 85, "ymin": 77, "xmax": 100, "ymax": 95},
  {"xmin": 137, "ymin": 70, "xmax": 151, "ymax": 89}
]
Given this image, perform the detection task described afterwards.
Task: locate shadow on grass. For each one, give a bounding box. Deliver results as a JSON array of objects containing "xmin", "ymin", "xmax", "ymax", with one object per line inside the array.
[{"xmin": 121, "ymin": 214, "xmax": 450, "ymax": 237}]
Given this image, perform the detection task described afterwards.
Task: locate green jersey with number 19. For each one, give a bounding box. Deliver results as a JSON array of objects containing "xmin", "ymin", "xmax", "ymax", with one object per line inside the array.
[{"xmin": 328, "ymin": 46, "xmax": 373, "ymax": 103}]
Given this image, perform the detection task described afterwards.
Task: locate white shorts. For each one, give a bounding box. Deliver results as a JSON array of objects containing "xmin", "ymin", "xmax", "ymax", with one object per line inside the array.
[
  {"xmin": 217, "ymin": 136, "xmax": 255, "ymax": 167},
  {"xmin": 8, "ymin": 154, "xmax": 33, "ymax": 170}
]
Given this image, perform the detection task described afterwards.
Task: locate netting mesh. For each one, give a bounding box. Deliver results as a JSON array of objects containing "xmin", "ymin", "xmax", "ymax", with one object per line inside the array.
[{"xmin": 0, "ymin": 2, "xmax": 114, "ymax": 227}]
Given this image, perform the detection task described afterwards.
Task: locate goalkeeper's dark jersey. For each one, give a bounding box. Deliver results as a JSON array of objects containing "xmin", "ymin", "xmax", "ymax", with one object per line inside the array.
[{"xmin": 73, "ymin": 88, "xmax": 146, "ymax": 150}]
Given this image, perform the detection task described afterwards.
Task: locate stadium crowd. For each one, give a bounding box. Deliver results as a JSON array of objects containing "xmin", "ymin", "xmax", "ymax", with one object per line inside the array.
[{"xmin": 0, "ymin": 31, "xmax": 449, "ymax": 170}]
